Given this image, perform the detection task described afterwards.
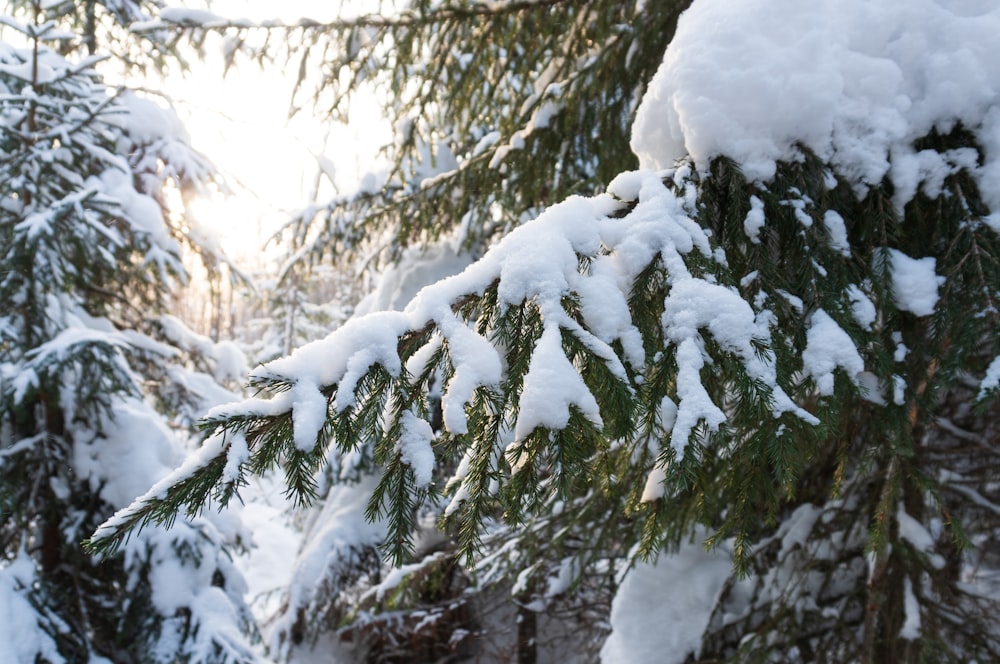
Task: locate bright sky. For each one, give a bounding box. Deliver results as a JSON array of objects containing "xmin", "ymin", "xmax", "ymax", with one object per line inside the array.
[{"xmin": 166, "ymin": 0, "xmax": 388, "ymax": 267}]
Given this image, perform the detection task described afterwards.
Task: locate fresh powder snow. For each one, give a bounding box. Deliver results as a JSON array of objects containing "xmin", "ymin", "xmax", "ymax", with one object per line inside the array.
[
  {"xmin": 884, "ymin": 248, "xmax": 943, "ymax": 317},
  {"xmin": 631, "ymin": 0, "xmax": 1000, "ymax": 211},
  {"xmin": 0, "ymin": 552, "xmax": 61, "ymax": 663},
  {"xmin": 607, "ymin": 0, "xmax": 1000, "ymax": 658},
  {"xmin": 601, "ymin": 530, "xmax": 731, "ymax": 664},
  {"xmin": 801, "ymin": 310, "xmax": 865, "ymax": 396}
]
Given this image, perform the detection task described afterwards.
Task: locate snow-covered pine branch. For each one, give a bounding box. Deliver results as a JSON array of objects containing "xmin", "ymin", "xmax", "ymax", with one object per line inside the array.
[{"xmin": 93, "ymin": 161, "xmax": 831, "ymax": 564}]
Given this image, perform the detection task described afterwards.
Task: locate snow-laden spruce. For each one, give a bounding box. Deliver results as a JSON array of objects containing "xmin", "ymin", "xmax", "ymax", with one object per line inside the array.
[
  {"xmin": 92, "ymin": 0, "xmax": 1000, "ymax": 661},
  {"xmin": 189, "ymin": 179, "xmax": 807, "ymax": 458}
]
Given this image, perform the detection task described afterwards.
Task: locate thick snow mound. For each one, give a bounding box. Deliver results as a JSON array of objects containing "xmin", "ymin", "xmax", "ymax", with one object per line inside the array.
[
  {"xmin": 632, "ymin": 0, "xmax": 1000, "ymax": 205},
  {"xmin": 601, "ymin": 531, "xmax": 731, "ymax": 664}
]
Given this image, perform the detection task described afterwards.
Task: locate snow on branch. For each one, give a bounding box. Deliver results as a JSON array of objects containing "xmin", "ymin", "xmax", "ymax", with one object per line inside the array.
[
  {"xmin": 88, "ymin": 167, "xmax": 815, "ymax": 558},
  {"xmin": 633, "ymin": 0, "xmax": 1000, "ymax": 211},
  {"xmin": 89, "ymin": 0, "xmax": 1000, "ymax": 569}
]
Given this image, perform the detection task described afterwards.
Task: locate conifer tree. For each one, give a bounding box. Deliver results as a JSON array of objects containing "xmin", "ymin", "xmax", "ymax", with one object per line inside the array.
[
  {"xmin": 0, "ymin": 2, "xmax": 256, "ymax": 661},
  {"xmin": 91, "ymin": 1, "xmax": 1000, "ymax": 662},
  {"xmin": 241, "ymin": 266, "xmax": 356, "ymax": 367}
]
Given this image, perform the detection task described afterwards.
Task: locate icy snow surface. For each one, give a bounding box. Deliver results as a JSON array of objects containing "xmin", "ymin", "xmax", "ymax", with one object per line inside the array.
[{"xmin": 632, "ymin": 0, "xmax": 1000, "ymax": 208}]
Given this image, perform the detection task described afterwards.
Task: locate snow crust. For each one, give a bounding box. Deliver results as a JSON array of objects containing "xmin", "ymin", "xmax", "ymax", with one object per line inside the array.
[{"xmin": 632, "ymin": 0, "xmax": 1000, "ymax": 208}]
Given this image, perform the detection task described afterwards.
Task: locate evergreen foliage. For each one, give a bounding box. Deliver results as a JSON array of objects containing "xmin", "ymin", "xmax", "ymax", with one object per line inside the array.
[
  {"xmin": 122, "ymin": 3, "xmax": 693, "ymax": 655},
  {"xmin": 90, "ymin": 1, "xmax": 1000, "ymax": 662},
  {"xmin": 240, "ymin": 265, "xmax": 356, "ymax": 367},
  {"xmin": 94, "ymin": 144, "xmax": 1000, "ymax": 661},
  {"xmin": 145, "ymin": 0, "xmax": 690, "ymax": 272},
  {"xmin": 0, "ymin": 2, "xmax": 256, "ymax": 661}
]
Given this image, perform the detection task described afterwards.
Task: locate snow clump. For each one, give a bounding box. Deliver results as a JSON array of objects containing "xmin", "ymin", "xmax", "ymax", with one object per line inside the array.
[{"xmin": 632, "ymin": 0, "xmax": 1000, "ymax": 210}]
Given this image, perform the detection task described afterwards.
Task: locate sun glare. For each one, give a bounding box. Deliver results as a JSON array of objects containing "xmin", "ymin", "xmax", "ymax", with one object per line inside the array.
[{"xmin": 161, "ymin": 1, "xmax": 390, "ymax": 268}]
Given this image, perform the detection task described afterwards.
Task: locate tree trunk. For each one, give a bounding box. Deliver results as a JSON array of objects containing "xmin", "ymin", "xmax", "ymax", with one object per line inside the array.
[{"xmin": 517, "ymin": 602, "xmax": 537, "ymax": 664}]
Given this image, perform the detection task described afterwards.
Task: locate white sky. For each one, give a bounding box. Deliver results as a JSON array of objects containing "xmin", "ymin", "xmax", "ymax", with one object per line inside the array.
[{"xmin": 167, "ymin": 0, "xmax": 388, "ymax": 267}]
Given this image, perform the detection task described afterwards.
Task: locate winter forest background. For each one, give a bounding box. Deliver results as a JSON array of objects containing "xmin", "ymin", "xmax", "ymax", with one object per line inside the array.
[{"xmin": 4, "ymin": 0, "xmax": 1000, "ymax": 662}]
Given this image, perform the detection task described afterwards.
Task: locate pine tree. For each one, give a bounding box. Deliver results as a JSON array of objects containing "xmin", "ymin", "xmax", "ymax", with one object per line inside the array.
[
  {"xmin": 90, "ymin": 1, "xmax": 1000, "ymax": 662},
  {"xmin": 0, "ymin": 2, "xmax": 256, "ymax": 661}
]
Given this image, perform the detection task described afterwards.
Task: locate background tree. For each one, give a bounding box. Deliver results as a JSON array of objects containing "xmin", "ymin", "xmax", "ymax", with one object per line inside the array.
[
  {"xmin": 152, "ymin": 0, "xmax": 689, "ymax": 265},
  {"xmin": 0, "ymin": 2, "xmax": 257, "ymax": 661},
  {"xmin": 92, "ymin": 1, "xmax": 1000, "ymax": 663}
]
